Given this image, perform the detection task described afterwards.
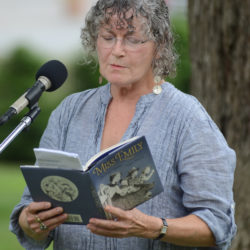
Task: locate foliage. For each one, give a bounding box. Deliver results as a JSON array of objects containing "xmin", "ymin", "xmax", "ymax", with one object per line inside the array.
[
  {"xmin": 167, "ymin": 16, "xmax": 190, "ymax": 93},
  {"xmin": 69, "ymin": 56, "xmax": 101, "ymax": 92}
]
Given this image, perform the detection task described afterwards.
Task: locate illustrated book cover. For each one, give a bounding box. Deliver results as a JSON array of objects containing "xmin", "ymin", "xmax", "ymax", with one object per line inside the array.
[{"xmin": 20, "ymin": 136, "xmax": 163, "ymax": 225}]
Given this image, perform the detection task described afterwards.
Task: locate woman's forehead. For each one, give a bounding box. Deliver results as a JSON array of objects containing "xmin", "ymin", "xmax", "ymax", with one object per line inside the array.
[{"xmin": 100, "ymin": 13, "xmax": 147, "ymax": 34}]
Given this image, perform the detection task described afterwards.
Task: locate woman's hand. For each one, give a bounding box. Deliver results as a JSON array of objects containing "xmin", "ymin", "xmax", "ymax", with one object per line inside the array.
[
  {"xmin": 87, "ymin": 206, "xmax": 162, "ymax": 239},
  {"xmin": 18, "ymin": 202, "xmax": 68, "ymax": 241},
  {"xmin": 87, "ymin": 206, "xmax": 215, "ymax": 246}
]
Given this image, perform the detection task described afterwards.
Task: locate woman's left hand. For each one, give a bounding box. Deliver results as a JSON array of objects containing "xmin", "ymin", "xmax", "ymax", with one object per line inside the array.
[{"xmin": 87, "ymin": 206, "xmax": 162, "ymax": 239}]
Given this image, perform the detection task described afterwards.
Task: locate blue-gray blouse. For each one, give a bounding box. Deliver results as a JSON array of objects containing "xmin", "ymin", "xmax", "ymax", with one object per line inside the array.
[{"xmin": 10, "ymin": 82, "xmax": 236, "ymax": 250}]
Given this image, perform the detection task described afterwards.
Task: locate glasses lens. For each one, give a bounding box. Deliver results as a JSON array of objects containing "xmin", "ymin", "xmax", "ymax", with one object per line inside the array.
[{"xmin": 98, "ymin": 34, "xmax": 148, "ymax": 51}]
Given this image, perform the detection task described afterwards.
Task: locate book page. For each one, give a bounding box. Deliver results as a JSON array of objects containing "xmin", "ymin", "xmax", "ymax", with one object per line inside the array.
[
  {"xmin": 33, "ymin": 136, "xmax": 139, "ymax": 172},
  {"xmin": 34, "ymin": 148, "xmax": 84, "ymax": 171},
  {"xmin": 84, "ymin": 136, "xmax": 139, "ymax": 170}
]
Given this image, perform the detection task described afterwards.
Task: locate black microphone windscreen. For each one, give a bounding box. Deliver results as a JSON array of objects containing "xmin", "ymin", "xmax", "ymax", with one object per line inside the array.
[{"xmin": 35, "ymin": 60, "xmax": 68, "ymax": 92}]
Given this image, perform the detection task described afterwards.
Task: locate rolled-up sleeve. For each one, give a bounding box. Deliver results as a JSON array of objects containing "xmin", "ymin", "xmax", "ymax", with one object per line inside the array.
[{"xmin": 177, "ymin": 111, "xmax": 237, "ymax": 249}]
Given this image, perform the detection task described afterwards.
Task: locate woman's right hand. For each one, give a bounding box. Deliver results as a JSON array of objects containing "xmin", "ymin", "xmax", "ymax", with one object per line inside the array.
[{"xmin": 18, "ymin": 202, "xmax": 68, "ymax": 241}]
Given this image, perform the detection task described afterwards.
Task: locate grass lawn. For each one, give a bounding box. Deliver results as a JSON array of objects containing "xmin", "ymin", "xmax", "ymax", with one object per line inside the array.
[{"xmin": 0, "ymin": 162, "xmax": 53, "ymax": 249}]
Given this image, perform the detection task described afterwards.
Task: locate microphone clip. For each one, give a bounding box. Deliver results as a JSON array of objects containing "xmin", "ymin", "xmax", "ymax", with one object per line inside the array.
[
  {"xmin": 25, "ymin": 104, "xmax": 41, "ymax": 123},
  {"xmin": 25, "ymin": 80, "xmax": 45, "ymax": 110}
]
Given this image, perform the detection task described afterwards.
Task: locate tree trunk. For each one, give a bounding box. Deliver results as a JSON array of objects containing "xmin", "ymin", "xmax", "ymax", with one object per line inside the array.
[{"xmin": 188, "ymin": 1, "xmax": 250, "ymax": 249}]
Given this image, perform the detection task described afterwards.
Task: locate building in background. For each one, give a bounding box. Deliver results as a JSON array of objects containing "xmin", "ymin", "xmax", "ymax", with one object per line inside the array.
[{"xmin": 0, "ymin": 0, "xmax": 186, "ymax": 59}]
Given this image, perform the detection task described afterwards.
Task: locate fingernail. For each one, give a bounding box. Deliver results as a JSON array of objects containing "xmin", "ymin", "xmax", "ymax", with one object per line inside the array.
[
  {"xmin": 57, "ymin": 207, "xmax": 63, "ymax": 213},
  {"xmin": 105, "ymin": 206, "xmax": 111, "ymax": 211},
  {"xmin": 45, "ymin": 203, "xmax": 51, "ymax": 208}
]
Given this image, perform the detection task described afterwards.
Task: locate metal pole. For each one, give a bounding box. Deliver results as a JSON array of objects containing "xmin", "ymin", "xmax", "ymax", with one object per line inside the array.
[
  {"xmin": 0, "ymin": 106, "xmax": 40, "ymax": 155},
  {"xmin": 0, "ymin": 116, "xmax": 32, "ymax": 154}
]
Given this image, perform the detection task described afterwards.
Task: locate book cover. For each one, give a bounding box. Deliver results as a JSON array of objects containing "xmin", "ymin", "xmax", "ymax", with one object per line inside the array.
[{"xmin": 20, "ymin": 136, "xmax": 163, "ymax": 225}]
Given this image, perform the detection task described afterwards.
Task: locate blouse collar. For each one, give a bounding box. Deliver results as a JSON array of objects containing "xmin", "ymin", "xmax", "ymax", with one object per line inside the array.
[{"xmin": 99, "ymin": 82, "xmax": 169, "ymax": 106}]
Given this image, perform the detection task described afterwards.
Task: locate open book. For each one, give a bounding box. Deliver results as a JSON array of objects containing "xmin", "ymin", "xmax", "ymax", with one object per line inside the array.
[{"xmin": 21, "ymin": 136, "xmax": 163, "ymax": 224}]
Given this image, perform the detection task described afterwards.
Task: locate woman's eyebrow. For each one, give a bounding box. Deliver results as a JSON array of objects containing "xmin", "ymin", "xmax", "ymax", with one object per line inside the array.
[
  {"xmin": 101, "ymin": 27, "xmax": 138, "ymax": 36},
  {"xmin": 102, "ymin": 28, "xmax": 116, "ymax": 35}
]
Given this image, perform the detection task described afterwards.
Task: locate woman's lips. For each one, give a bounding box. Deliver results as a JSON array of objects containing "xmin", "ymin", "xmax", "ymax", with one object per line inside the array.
[{"xmin": 110, "ymin": 64, "xmax": 126, "ymax": 69}]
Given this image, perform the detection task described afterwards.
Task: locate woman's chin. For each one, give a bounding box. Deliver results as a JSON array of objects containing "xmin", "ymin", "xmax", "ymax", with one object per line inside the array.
[{"xmin": 108, "ymin": 78, "xmax": 130, "ymax": 86}]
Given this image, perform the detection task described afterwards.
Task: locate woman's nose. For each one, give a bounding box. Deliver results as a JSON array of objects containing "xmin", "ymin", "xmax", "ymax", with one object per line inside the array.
[{"xmin": 112, "ymin": 38, "xmax": 126, "ymax": 56}]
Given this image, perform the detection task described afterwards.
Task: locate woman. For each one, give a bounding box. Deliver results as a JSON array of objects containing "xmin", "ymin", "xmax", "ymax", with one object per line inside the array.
[{"xmin": 10, "ymin": 0, "xmax": 236, "ymax": 249}]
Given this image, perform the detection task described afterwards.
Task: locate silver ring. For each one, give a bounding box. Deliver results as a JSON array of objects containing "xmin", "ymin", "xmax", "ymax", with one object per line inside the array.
[
  {"xmin": 39, "ymin": 222, "xmax": 48, "ymax": 231},
  {"xmin": 35, "ymin": 215, "xmax": 42, "ymax": 223},
  {"xmin": 35, "ymin": 215, "xmax": 48, "ymax": 230}
]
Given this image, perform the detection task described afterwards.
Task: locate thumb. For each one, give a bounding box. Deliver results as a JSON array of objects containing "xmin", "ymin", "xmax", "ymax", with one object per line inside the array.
[{"xmin": 104, "ymin": 206, "xmax": 127, "ymax": 219}]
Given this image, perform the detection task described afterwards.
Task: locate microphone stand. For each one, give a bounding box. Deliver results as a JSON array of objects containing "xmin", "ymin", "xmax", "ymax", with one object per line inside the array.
[{"xmin": 0, "ymin": 105, "xmax": 40, "ymax": 155}]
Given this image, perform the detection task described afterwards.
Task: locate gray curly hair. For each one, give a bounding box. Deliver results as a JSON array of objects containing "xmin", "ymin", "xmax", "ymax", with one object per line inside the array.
[{"xmin": 81, "ymin": 0, "xmax": 177, "ymax": 79}]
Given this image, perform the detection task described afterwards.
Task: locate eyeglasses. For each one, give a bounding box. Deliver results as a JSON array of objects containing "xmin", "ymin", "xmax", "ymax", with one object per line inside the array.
[{"xmin": 98, "ymin": 33, "xmax": 149, "ymax": 51}]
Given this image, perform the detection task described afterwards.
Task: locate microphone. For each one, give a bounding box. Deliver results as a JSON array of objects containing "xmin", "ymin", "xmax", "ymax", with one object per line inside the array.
[{"xmin": 0, "ymin": 60, "xmax": 68, "ymax": 126}]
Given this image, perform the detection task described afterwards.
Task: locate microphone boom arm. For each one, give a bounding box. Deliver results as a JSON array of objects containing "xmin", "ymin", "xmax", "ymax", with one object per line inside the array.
[{"xmin": 0, "ymin": 105, "xmax": 41, "ymax": 155}]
